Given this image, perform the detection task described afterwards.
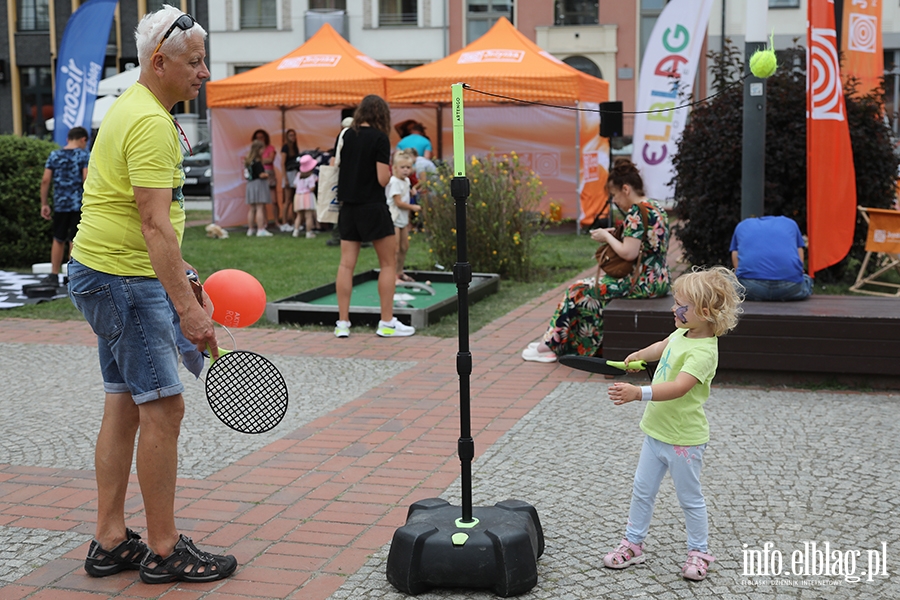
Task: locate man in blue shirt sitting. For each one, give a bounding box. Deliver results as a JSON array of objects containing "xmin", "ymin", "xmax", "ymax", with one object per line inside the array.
[{"xmin": 730, "ymin": 215, "xmax": 814, "ymax": 301}]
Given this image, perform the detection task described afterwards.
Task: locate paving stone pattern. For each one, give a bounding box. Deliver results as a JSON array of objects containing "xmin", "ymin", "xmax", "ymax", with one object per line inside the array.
[
  {"xmin": 0, "ymin": 341, "xmax": 411, "ymax": 585},
  {"xmin": 333, "ymin": 383, "xmax": 900, "ymax": 599},
  {"xmin": 0, "ymin": 342, "xmax": 412, "ymax": 478},
  {"xmin": 1, "ymin": 273, "xmax": 898, "ymax": 600}
]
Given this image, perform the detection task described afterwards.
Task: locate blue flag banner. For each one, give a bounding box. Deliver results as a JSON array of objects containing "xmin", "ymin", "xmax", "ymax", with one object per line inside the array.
[{"xmin": 53, "ymin": 0, "xmax": 118, "ymax": 146}]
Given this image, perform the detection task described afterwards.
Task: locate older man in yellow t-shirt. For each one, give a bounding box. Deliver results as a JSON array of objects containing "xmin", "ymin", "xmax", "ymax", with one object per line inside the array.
[{"xmin": 69, "ymin": 6, "xmax": 236, "ymax": 585}]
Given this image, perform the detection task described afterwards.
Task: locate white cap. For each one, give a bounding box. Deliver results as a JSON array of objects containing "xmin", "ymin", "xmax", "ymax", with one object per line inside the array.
[{"xmin": 341, "ymin": 117, "xmax": 354, "ymax": 128}]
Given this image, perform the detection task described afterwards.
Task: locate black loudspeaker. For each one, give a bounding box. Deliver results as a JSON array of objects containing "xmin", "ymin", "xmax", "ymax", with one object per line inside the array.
[{"xmin": 599, "ymin": 101, "xmax": 623, "ymax": 138}]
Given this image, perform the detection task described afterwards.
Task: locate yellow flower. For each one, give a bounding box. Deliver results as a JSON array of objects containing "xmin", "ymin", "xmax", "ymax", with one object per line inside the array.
[
  {"xmin": 481, "ymin": 202, "xmax": 487, "ymax": 208},
  {"xmin": 429, "ymin": 248, "xmax": 433, "ymax": 253},
  {"xmin": 471, "ymin": 155, "xmax": 478, "ymax": 166},
  {"xmin": 492, "ymin": 250, "xmax": 497, "ymax": 255},
  {"xmin": 473, "ymin": 178, "xmax": 478, "ymax": 184}
]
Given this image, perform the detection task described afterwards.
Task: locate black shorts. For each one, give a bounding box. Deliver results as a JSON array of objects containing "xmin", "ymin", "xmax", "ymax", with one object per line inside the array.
[
  {"xmin": 52, "ymin": 211, "xmax": 81, "ymax": 243},
  {"xmin": 339, "ymin": 202, "xmax": 395, "ymax": 243}
]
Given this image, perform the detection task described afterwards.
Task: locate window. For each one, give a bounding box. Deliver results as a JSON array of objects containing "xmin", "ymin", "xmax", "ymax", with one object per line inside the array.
[
  {"xmin": 20, "ymin": 66, "xmax": 52, "ymax": 136},
  {"xmin": 639, "ymin": 0, "xmax": 666, "ymax": 63},
  {"xmin": 563, "ymin": 55, "xmax": 601, "ymax": 79},
  {"xmin": 310, "ymin": 0, "xmax": 346, "ymax": 8},
  {"xmin": 555, "ymin": 0, "xmax": 598, "ymax": 26},
  {"xmin": 769, "ymin": 0, "xmax": 799, "ymax": 7},
  {"xmin": 380, "ymin": 0, "xmax": 417, "ymax": 26},
  {"xmin": 234, "ymin": 64, "xmax": 264, "ymax": 75},
  {"xmin": 467, "ymin": 0, "xmax": 512, "ymax": 43},
  {"xmin": 17, "ymin": 0, "xmax": 49, "ymax": 31},
  {"xmin": 241, "ymin": 0, "xmax": 277, "ymax": 29}
]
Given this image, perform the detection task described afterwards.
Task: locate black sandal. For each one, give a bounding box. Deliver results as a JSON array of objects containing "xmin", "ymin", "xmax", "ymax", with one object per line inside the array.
[
  {"xmin": 139, "ymin": 534, "xmax": 237, "ymax": 584},
  {"xmin": 84, "ymin": 528, "xmax": 148, "ymax": 577}
]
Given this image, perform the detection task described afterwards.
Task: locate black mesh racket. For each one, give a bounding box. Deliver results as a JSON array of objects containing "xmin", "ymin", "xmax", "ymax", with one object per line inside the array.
[
  {"xmin": 559, "ymin": 356, "xmax": 657, "ymax": 379},
  {"xmin": 204, "ymin": 350, "xmax": 288, "ymax": 434}
]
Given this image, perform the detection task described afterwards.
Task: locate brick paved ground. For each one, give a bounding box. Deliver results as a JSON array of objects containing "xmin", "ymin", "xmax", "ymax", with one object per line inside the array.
[{"xmin": 0, "ymin": 271, "xmax": 898, "ymax": 599}]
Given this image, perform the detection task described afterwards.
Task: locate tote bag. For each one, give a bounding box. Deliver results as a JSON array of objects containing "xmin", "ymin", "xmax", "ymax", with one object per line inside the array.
[{"xmin": 316, "ymin": 128, "xmax": 347, "ymax": 224}]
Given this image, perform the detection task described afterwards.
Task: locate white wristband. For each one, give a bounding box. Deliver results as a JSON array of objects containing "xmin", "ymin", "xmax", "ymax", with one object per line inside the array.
[{"xmin": 641, "ymin": 386, "xmax": 653, "ymax": 402}]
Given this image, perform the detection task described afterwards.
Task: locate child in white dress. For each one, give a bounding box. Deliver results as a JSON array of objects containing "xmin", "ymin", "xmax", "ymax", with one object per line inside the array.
[{"xmin": 385, "ymin": 150, "xmax": 420, "ymax": 282}]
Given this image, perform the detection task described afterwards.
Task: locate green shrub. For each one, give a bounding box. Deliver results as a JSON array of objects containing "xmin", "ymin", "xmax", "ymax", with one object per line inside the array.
[
  {"xmin": 0, "ymin": 135, "xmax": 58, "ymax": 268},
  {"xmin": 671, "ymin": 43, "xmax": 898, "ymax": 282},
  {"xmin": 420, "ymin": 152, "xmax": 547, "ymax": 280}
]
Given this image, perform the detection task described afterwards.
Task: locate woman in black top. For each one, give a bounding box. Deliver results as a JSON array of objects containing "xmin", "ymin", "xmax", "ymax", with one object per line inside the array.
[
  {"xmin": 333, "ymin": 95, "xmax": 415, "ymax": 338},
  {"xmin": 281, "ymin": 129, "xmax": 300, "ymax": 232}
]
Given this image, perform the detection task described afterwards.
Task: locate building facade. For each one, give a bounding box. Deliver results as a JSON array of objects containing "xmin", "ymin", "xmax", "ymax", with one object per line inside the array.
[
  {"xmin": 6, "ymin": 0, "xmax": 900, "ymax": 139},
  {"xmin": 1, "ymin": 0, "xmax": 208, "ymax": 137}
]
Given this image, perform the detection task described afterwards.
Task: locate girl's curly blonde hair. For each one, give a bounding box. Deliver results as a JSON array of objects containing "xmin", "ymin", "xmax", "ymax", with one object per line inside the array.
[{"xmin": 673, "ymin": 266, "xmax": 745, "ymax": 337}]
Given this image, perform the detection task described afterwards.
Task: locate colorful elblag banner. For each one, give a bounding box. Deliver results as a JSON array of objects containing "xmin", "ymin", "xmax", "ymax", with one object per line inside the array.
[
  {"xmin": 631, "ymin": 0, "xmax": 713, "ymax": 203},
  {"xmin": 840, "ymin": 0, "xmax": 883, "ymax": 96},
  {"xmin": 807, "ymin": 0, "xmax": 858, "ymax": 275},
  {"xmin": 52, "ymin": 0, "xmax": 118, "ymax": 146}
]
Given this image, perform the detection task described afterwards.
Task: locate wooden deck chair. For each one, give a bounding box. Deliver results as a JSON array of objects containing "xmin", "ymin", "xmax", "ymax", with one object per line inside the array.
[{"xmin": 849, "ymin": 206, "xmax": 900, "ymax": 297}]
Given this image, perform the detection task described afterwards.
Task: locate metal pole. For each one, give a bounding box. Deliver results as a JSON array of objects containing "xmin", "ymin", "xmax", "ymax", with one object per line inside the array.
[
  {"xmin": 450, "ymin": 83, "xmax": 474, "ymax": 523},
  {"xmin": 740, "ymin": 0, "xmax": 767, "ymax": 220}
]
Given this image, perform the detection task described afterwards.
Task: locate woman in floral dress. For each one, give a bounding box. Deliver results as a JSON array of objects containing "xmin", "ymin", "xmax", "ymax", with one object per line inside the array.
[{"xmin": 522, "ymin": 158, "xmax": 670, "ymax": 362}]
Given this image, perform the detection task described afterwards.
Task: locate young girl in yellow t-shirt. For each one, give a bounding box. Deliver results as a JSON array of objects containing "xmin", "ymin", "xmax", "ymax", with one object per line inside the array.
[{"xmin": 604, "ymin": 266, "xmax": 744, "ymax": 581}]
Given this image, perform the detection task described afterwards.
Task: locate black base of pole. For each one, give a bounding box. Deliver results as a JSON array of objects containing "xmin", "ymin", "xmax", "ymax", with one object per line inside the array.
[{"xmin": 386, "ymin": 497, "xmax": 544, "ymax": 597}]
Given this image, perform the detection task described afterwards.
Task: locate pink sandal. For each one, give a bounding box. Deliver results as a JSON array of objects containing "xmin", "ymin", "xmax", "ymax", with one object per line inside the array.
[
  {"xmin": 682, "ymin": 550, "xmax": 715, "ymax": 581},
  {"xmin": 603, "ymin": 538, "xmax": 645, "ymax": 569}
]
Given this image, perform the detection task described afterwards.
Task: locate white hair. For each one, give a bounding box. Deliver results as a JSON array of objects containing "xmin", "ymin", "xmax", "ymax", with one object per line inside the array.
[{"xmin": 135, "ymin": 4, "xmax": 207, "ymax": 67}]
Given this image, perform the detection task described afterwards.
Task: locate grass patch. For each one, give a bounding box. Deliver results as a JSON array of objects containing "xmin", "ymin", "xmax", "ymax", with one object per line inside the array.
[{"xmin": 0, "ymin": 224, "xmax": 596, "ymax": 337}]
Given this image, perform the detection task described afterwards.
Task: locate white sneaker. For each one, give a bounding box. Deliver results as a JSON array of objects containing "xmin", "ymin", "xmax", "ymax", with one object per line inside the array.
[
  {"xmin": 280, "ymin": 223, "xmax": 293, "ymax": 232},
  {"xmin": 256, "ymin": 229, "xmax": 273, "ymax": 237},
  {"xmin": 306, "ymin": 231, "xmax": 316, "ymax": 239},
  {"xmin": 247, "ymin": 228, "xmax": 256, "ymax": 237},
  {"xmin": 376, "ymin": 319, "xmax": 416, "ymax": 337},
  {"xmin": 292, "ymin": 228, "xmax": 300, "ymax": 238},
  {"xmin": 334, "ymin": 320, "xmax": 351, "ymax": 338},
  {"xmin": 522, "ymin": 345, "xmax": 557, "ymax": 363}
]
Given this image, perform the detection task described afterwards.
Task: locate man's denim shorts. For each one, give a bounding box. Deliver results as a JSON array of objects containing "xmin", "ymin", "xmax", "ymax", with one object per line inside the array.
[{"xmin": 68, "ymin": 259, "xmax": 184, "ymax": 404}]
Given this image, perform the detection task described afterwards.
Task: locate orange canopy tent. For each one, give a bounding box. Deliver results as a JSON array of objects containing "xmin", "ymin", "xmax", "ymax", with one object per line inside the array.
[
  {"xmin": 205, "ymin": 24, "xmax": 432, "ymax": 227},
  {"xmin": 385, "ymin": 18, "xmax": 610, "ymax": 225},
  {"xmin": 205, "ymin": 23, "xmax": 397, "ymax": 108},
  {"xmin": 387, "ymin": 18, "xmax": 606, "ymax": 105}
]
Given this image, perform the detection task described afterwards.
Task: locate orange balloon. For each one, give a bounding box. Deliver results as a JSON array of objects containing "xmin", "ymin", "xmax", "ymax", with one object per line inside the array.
[{"xmin": 203, "ymin": 269, "xmax": 266, "ymax": 328}]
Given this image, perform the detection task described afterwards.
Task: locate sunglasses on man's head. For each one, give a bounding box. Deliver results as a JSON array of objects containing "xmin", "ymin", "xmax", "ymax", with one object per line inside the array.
[{"xmin": 153, "ymin": 13, "xmax": 195, "ymax": 56}]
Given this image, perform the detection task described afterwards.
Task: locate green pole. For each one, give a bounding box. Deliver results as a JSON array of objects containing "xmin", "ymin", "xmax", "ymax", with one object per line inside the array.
[{"xmin": 452, "ymin": 83, "xmax": 466, "ymax": 178}]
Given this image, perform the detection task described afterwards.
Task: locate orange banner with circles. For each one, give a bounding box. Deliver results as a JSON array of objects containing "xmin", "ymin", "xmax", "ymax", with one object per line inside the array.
[
  {"xmin": 807, "ymin": 0, "xmax": 858, "ymax": 275},
  {"xmin": 841, "ymin": 0, "xmax": 883, "ymax": 96}
]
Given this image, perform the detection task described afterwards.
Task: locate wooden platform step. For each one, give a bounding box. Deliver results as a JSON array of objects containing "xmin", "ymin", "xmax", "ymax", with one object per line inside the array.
[{"xmin": 603, "ymin": 296, "xmax": 900, "ymax": 387}]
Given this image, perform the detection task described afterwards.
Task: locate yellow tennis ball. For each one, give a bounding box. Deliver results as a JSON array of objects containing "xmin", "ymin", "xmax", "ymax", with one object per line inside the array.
[{"xmin": 750, "ymin": 47, "xmax": 777, "ymax": 78}]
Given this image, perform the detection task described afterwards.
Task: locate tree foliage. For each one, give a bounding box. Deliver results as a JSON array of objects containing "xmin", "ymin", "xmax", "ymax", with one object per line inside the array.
[
  {"xmin": 671, "ymin": 43, "xmax": 898, "ymax": 281},
  {"xmin": 0, "ymin": 135, "xmax": 57, "ymax": 268}
]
